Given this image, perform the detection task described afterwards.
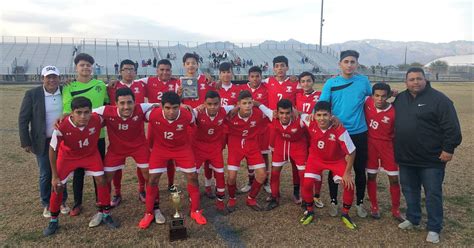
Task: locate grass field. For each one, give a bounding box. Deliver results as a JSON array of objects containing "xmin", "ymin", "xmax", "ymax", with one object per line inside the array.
[{"xmin": 0, "ymin": 82, "xmax": 473, "ymax": 247}]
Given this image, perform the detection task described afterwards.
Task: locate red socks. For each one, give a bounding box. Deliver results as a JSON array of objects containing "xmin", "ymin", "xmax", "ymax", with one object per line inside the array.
[
  {"xmin": 167, "ymin": 161, "xmax": 175, "ymax": 187},
  {"xmin": 215, "ymin": 172, "xmax": 225, "ymax": 199},
  {"xmin": 342, "ymin": 186, "xmax": 354, "ymax": 214},
  {"xmin": 112, "ymin": 170, "xmax": 122, "ymax": 196},
  {"xmin": 227, "ymin": 183, "xmax": 237, "ymax": 199},
  {"xmin": 187, "ymin": 183, "xmax": 200, "ymax": 212},
  {"xmin": 248, "ymin": 180, "xmax": 263, "ymax": 199},
  {"xmin": 145, "ymin": 185, "xmax": 159, "ymax": 214},
  {"xmin": 367, "ymin": 178, "xmax": 378, "ymax": 210},
  {"xmin": 390, "ymin": 183, "xmax": 401, "ymax": 212},
  {"xmin": 270, "ymin": 170, "xmax": 281, "ymax": 199}
]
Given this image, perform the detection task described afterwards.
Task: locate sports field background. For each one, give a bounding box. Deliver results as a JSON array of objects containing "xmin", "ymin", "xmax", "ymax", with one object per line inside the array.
[{"xmin": 0, "ymin": 82, "xmax": 472, "ymax": 246}]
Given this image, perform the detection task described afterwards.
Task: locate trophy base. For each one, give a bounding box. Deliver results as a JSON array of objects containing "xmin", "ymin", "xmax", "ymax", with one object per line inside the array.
[{"xmin": 169, "ymin": 217, "xmax": 187, "ymax": 242}]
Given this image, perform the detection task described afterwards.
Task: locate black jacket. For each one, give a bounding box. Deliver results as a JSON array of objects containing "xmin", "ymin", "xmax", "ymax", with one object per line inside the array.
[{"xmin": 393, "ymin": 82, "xmax": 462, "ymax": 167}]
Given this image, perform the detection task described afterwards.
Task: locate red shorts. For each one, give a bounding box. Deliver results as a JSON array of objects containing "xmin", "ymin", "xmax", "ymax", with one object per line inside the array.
[
  {"xmin": 272, "ymin": 139, "xmax": 307, "ymax": 170},
  {"xmin": 305, "ymin": 157, "xmax": 346, "ymax": 183},
  {"xmin": 149, "ymin": 145, "xmax": 196, "ymax": 174},
  {"xmin": 258, "ymin": 128, "xmax": 270, "ymax": 154},
  {"xmin": 227, "ymin": 137, "xmax": 265, "ymax": 171},
  {"xmin": 193, "ymin": 141, "xmax": 224, "ymax": 173},
  {"xmin": 367, "ymin": 139, "xmax": 398, "ymax": 175},
  {"xmin": 104, "ymin": 146, "xmax": 150, "ymax": 172},
  {"xmin": 268, "ymin": 124, "xmax": 276, "ymax": 150},
  {"xmin": 56, "ymin": 151, "xmax": 104, "ymax": 184}
]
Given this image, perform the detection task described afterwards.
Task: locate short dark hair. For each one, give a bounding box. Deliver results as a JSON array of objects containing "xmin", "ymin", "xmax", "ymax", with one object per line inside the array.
[
  {"xmin": 71, "ymin": 96, "xmax": 92, "ymax": 110},
  {"xmin": 277, "ymin": 99, "xmax": 293, "ymax": 111},
  {"xmin": 273, "ymin": 56, "xmax": 289, "ymax": 67},
  {"xmin": 205, "ymin": 90, "xmax": 221, "ymax": 100},
  {"xmin": 248, "ymin": 66, "xmax": 262, "ymax": 75},
  {"xmin": 182, "ymin": 53, "xmax": 200, "ymax": 64},
  {"xmin": 314, "ymin": 101, "xmax": 331, "ymax": 113},
  {"xmin": 405, "ymin": 67, "xmax": 426, "ymax": 79},
  {"xmin": 115, "ymin": 87, "xmax": 135, "ymax": 102},
  {"xmin": 120, "ymin": 59, "xmax": 135, "ymax": 70},
  {"xmin": 372, "ymin": 82, "xmax": 391, "ymax": 96},
  {"xmin": 219, "ymin": 62, "xmax": 232, "ymax": 72},
  {"xmin": 238, "ymin": 90, "xmax": 252, "ymax": 101},
  {"xmin": 74, "ymin": 53, "xmax": 95, "ymax": 65},
  {"xmin": 161, "ymin": 91, "xmax": 181, "ymax": 106},
  {"xmin": 158, "ymin": 59, "xmax": 172, "ymax": 67},
  {"xmin": 340, "ymin": 50, "xmax": 359, "ymax": 62},
  {"xmin": 298, "ymin": 71, "xmax": 315, "ymax": 82}
]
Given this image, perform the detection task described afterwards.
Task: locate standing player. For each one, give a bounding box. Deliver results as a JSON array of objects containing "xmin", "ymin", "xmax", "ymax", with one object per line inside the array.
[
  {"xmin": 180, "ymin": 53, "xmax": 215, "ymax": 108},
  {"xmin": 364, "ymin": 83, "xmax": 403, "ymax": 221},
  {"xmin": 139, "ymin": 92, "xmax": 207, "ymax": 229},
  {"xmin": 43, "ymin": 97, "xmax": 118, "ymax": 236},
  {"xmin": 300, "ymin": 101, "xmax": 357, "ymax": 229}
]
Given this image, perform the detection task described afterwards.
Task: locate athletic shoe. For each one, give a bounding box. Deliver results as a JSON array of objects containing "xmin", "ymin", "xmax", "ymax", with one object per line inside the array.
[
  {"xmin": 300, "ymin": 211, "xmax": 314, "ymax": 225},
  {"xmin": 426, "ymin": 231, "xmax": 440, "ymax": 244},
  {"xmin": 102, "ymin": 214, "xmax": 119, "ymax": 229},
  {"xmin": 190, "ymin": 210, "xmax": 207, "ymax": 225},
  {"xmin": 398, "ymin": 220, "xmax": 420, "ymax": 230},
  {"xmin": 138, "ymin": 213, "xmax": 154, "ymax": 229},
  {"xmin": 60, "ymin": 204, "xmax": 70, "ymax": 215},
  {"xmin": 293, "ymin": 195, "xmax": 302, "ymax": 204},
  {"xmin": 216, "ymin": 199, "xmax": 226, "ymax": 212},
  {"xmin": 370, "ymin": 206, "xmax": 380, "ymax": 219},
  {"xmin": 341, "ymin": 214, "xmax": 357, "ymax": 229},
  {"xmin": 227, "ymin": 198, "xmax": 237, "ymax": 213},
  {"xmin": 43, "ymin": 221, "xmax": 59, "ymax": 236},
  {"xmin": 43, "ymin": 208, "xmax": 51, "ymax": 218},
  {"xmin": 239, "ymin": 183, "xmax": 251, "ymax": 193},
  {"xmin": 313, "ymin": 197, "xmax": 324, "ymax": 208},
  {"xmin": 356, "ymin": 204, "xmax": 368, "ymax": 218},
  {"xmin": 205, "ymin": 186, "xmax": 216, "ymax": 199},
  {"xmin": 88, "ymin": 212, "xmax": 103, "ymax": 228},
  {"xmin": 154, "ymin": 209, "xmax": 166, "ymax": 224},
  {"xmin": 329, "ymin": 203, "xmax": 338, "ymax": 217},
  {"xmin": 111, "ymin": 195, "xmax": 122, "ymax": 208},
  {"xmin": 138, "ymin": 191, "xmax": 146, "ymax": 203},
  {"xmin": 263, "ymin": 183, "xmax": 271, "ymax": 194},
  {"xmin": 264, "ymin": 198, "xmax": 279, "ymax": 211},
  {"xmin": 392, "ymin": 209, "xmax": 405, "ymax": 223},
  {"xmin": 246, "ymin": 197, "xmax": 262, "ymax": 211},
  {"xmin": 69, "ymin": 205, "xmax": 82, "ymax": 216}
]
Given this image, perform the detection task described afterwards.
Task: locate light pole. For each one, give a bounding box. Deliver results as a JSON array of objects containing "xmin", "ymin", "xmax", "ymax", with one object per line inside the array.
[{"xmin": 319, "ymin": 0, "xmax": 324, "ymax": 53}]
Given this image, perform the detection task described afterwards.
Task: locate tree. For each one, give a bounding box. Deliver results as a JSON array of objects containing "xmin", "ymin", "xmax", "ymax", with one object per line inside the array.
[
  {"xmin": 398, "ymin": 64, "xmax": 409, "ymax": 71},
  {"xmin": 410, "ymin": 62, "xmax": 424, "ymax": 67},
  {"xmin": 429, "ymin": 60, "xmax": 449, "ymax": 74}
]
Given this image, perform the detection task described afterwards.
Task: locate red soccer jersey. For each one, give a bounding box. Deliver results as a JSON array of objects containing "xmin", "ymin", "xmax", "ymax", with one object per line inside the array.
[
  {"xmin": 182, "ymin": 74, "xmax": 215, "ymax": 108},
  {"xmin": 364, "ymin": 97, "xmax": 395, "ymax": 141},
  {"xmin": 139, "ymin": 77, "xmax": 180, "ymax": 103},
  {"xmin": 51, "ymin": 113, "xmax": 103, "ymax": 159},
  {"xmin": 193, "ymin": 107, "xmax": 227, "ymax": 145},
  {"xmin": 240, "ymin": 83, "xmax": 269, "ymax": 107},
  {"xmin": 107, "ymin": 81, "xmax": 147, "ymax": 105},
  {"xmin": 218, "ymin": 83, "xmax": 240, "ymax": 106},
  {"xmin": 264, "ymin": 76, "xmax": 300, "ymax": 110},
  {"xmin": 296, "ymin": 90, "xmax": 321, "ymax": 114},
  {"xmin": 146, "ymin": 107, "xmax": 193, "ymax": 150},
  {"xmin": 226, "ymin": 107, "xmax": 269, "ymax": 141},
  {"xmin": 272, "ymin": 117, "xmax": 308, "ymax": 143},
  {"xmin": 94, "ymin": 104, "xmax": 150, "ymax": 155},
  {"xmin": 306, "ymin": 122, "xmax": 355, "ymax": 163}
]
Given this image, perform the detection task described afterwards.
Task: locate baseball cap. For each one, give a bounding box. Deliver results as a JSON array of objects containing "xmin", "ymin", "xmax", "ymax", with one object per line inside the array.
[{"xmin": 41, "ymin": 66, "xmax": 60, "ymax": 76}]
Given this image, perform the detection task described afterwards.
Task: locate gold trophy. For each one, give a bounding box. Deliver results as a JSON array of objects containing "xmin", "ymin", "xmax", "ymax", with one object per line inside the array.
[{"xmin": 169, "ymin": 185, "xmax": 187, "ymax": 241}]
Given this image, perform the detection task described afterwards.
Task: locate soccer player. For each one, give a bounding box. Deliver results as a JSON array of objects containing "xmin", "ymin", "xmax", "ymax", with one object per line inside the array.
[
  {"xmin": 264, "ymin": 99, "xmax": 308, "ymax": 211},
  {"xmin": 299, "ymin": 101, "xmax": 357, "ymax": 229},
  {"xmin": 106, "ymin": 59, "xmax": 148, "ymax": 206},
  {"xmin": 139, "ymin": 92, "xmax": 207, "ymax": 228},
  {"xmin": 225, "ymin": 90, "xmax": 273, "ymax": 212},
  {"xmin": 43, "ymin": 97, "xmax": 118, "ymax": 236},
  {"xmin": 364, "ymin": 83, "xmax": 403, "ymax": 221},
  {"xmin": 217, "ymin": 62, "xmax": 240, "ymax": 107},
  {"xmin": 180, "ymin": 52, "xmax": 215, "ymax": 108}
]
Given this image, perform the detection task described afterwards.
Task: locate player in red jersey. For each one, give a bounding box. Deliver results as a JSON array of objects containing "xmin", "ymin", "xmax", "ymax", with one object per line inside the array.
[
  {"xmin": 139, "ymin": 91, "xmax": 207, "ymax": 228},
  {"xmin": 263, "ymin": 99, "xmax": 308, "ymax": 211},
  {"xmin": 217, "ymin": 62, "xmax": 240, "ymax": 107},
  {"xmin": 43, "ymin": 97, "xmax": 118, "ymax": 236},
  {"xmin": 193, "ymin": 90, "xmax": 235, "ymax": 213},
  {"xmin": 225, "ymin": 90, "xmax": 273, "ymax": 212},
  {"xmin": 364, "ymin": 83, "xmax": 403, "ymax": 221},
  {"xmin": 299, "ymin": 101, "xmax": 357, "ymax": 229},
  {"xmin": 180, "ymin": 53, "xmax": 215, "ymax": 108}
]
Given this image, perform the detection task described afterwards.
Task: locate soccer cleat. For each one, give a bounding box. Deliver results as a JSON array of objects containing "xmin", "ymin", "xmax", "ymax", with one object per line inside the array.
[
  {"xmin": 60, "ymin": 204, "xmax": 70, "ymax": 215},
  {"xmin": 43, "ymin": 208, "xmax": 51, "ymax": 218},
  {"xmin": 89, "ymin": 212, "xmax": 103, "ymax": 228},
  {"xmin": 299, "ymin": 211, "xmax": 314, "ymax": 225},
  {"xmin": 426, "ymin": 231, "xmax": 440, "ymax": 244},
  {"xmin": 154, "ymin": 209, "xmax": 166, "ymax": 224},
  {"xmin": 111, "ymin": 195, "xmax": 122, "ymax": 208},
  {"xmin": 216, "ymin": 199, "xmax": 226, "ymax": 212},
  {"xmin": 69, "ymin": 205, "xmax": 82, "ymax": 216},
  {"xmin": 227, "ymin": 198, "xmax": 237, "ymax": 213},
  {"xmin": 356, "ymin": 204, "xmax": 368, "ymax": 218},
  {"xmin": 190, "ymin": 210, "xmax": 207, "ymax": 225},
  {"xmin": 102, "ymin": 214, "xmax": 119, "ymax": 229},
  {"xmin": 293, "ymin": 194, "xmax": 302, "ymax": 205},
  {"xmin": 329, "ymin": 203, "xmax": 338, "ymax": 217},
  {"xmin": 398, "ymin": 220, "xmax": 420, "ymax": 230},
  {"xmin": 341, "ymin": 214, "xmax": 357, "ymax": 229},
  {"xmin": 370, "ymin": 206, "xmax": 381, "ymax": 219},
  {"xmin": 205, "ymin": 186, "xmax": 216, "ymax": 199},
  {"xmin": 43, "ymin": 220, "xmax": 59, "ymax": 236},
  {"xmin": 265, "ymin": 198, "xmax": 279, "ymax": 211},
  {"xmin": 138, "ymin": 191, "xmax": 146, "ymax": 203},
  {"xmin": 138, "ymin": 213, "xmax": 154, "ymax": 229},
  {"xmin": 313, "ymin": 197, "xmax": 324, "ymax": 208},
  {"xmin": 246, "ymin": 197, "xmax": 262, "ymax": 211},
  {"xmin": 263, "ymin": 183, "xmax": 272, "ymax": 194},
  {"xmin": 239, "ymin": 183, "xmax": 252, "ymax": 193},
  {"xmin": 392, "ymin": 209, "xmax": 405, "ymax": 223}
]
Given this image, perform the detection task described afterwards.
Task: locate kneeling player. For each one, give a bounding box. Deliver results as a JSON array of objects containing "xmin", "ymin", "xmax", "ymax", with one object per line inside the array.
[
  {"xmin": 364, "ymin": 83, "xmax": 403, "ymax": 221},
  {"xmin": 300, "ymin": 101, "xmax": 357, "ymax": 229},
  {"xmin": 43, "ymin": 97, "xmax": 118, "ymax": 236}
]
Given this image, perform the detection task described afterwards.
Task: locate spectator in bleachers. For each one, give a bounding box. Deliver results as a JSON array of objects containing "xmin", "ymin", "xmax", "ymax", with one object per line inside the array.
[
  {"xmin": 166, "ymin": 53, "xmax": 170, "ymax": 59},
  {"xmin": 153, "ymin": 57, "xmax": 157, "ymax": 68},
  {"xmin": 147, "ymin": 59, "xmax": 152, "ymax": 66},
  {"xmin": 114, "ymin": 63, "xmax": 119, "ymax": 75},
  {"xmin": 135, "ymin": 61, "xmax": 139, "ymax": 70},
  {"xmin": 94, "ymin": 63, "xmax": 101, "ymax": 78}
]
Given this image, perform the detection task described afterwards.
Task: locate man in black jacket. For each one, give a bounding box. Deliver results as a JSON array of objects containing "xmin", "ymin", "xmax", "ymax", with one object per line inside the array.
[{"xmin": 393, "ymin": 67, "xmax": 462, "ymax": 244}]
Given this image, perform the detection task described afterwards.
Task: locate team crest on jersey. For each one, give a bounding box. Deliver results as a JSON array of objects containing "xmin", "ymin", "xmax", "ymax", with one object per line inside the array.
[
  {"xmin": 134, "ymin": 87, "xmax": 140, "ymax": 93},
  {"xmin": 231, "ymin": 92, "xmax": 236, "ymax": 98},
  {"xmin": 328, "ymin": 134, "xmax": 336, "ymax": 141},
  {"xmin": 286, "ymin": 86, "xmax": 292, "ymax": 93},
  {"xmin": 89, "ymin": 127, "xmax": 96, "ymax": 135},
  {"xmin": 66, "ymin": 132, "xmax": 72, "ymax": 136},
  {"xmin": 95, "ymin": 85, "xmax": 102, "ymax": 93},
  {"xmin": 132, "ymin": 115, "xmax": 139, "ymax": 121},
  {"xmin": 257, "ymin": 93, "xmax": 262, "ymax": 99},
  {"xmin": 109, "ymin": 118, "xmax": 115, "ymax": 122},
  {"xmin": 291, "ymin": 128, "xmax": 298, "ymax": 133},
  {"xmin": 382, "ymin": 116, "xmax": 390, "ymax": 123},
  {"xmin": 218, "ymin": 119, "xmax": 223, "ymax": 125},
  {"xmin": 200, "ymin": 84, "xmax": 206, "ymax": 90},
  {"xmin": 168, "ymin": 84, "xmax": 175, "ymax": 91},
  {"xmin": 233, "ymin": 122, "xmax": 239, "ymax": 125},
  {"xmin": 176, "ymin": 124, "xmax": 184, "ymax": 131},
  {"xmin": 250, "ymin": 121, "xmax": 256, "ymax": 127}
]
